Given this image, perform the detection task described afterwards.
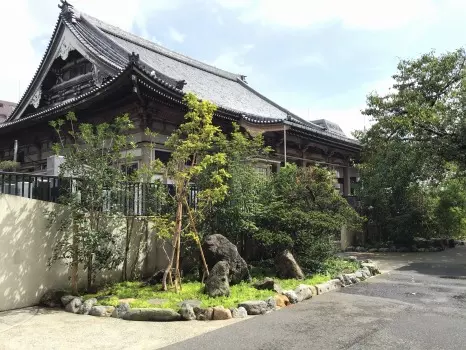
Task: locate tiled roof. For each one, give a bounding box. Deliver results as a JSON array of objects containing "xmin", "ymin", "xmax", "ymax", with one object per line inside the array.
[
  {"xmin": 4, "ymin": 1, "xmax": 359, "ymax": 147},
  {"xmin": 83, "ymin": 14, "xmax": 293, "ymax": 121}
]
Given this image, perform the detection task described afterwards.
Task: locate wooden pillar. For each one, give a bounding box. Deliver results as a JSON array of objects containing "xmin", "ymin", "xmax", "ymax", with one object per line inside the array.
[{"xmin": 343, "ymin": 166, "xmax": 351, "ymax": 196}]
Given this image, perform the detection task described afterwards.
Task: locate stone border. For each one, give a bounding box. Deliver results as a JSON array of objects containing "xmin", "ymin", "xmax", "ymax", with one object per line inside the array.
[
  {"xmin": 346, "ymin": 239, "xmax": 465, "ymax": 253},
  {"xmin": 42, "ymin": 257, "xmax": 381, "ymax": 322}
]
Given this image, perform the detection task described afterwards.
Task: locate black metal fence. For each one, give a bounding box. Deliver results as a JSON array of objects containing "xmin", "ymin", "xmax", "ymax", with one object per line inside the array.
[
  {"xmin": 0, "ymin": 172, "xmax": 63, "ymax": 203},
  {"xmin": 0, "ymin": 171, "xmax": 198, "ymax": 216}
]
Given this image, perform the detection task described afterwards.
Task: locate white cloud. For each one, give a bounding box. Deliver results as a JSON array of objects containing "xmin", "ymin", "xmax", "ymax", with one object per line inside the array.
[
  {"xmin": 168, "ymin": 27, "xmax": 185, "ymax": 43},
  {"xmin": 211, "ymin": 44, "xmax": 255, "ymax": 75},
  {"xmin": 288, "ymin": 77, "xmax": 395, "ymax": 137},
  {"xmin": 215, "ymin": 0, "xmax": 438, "ymax": 31}
]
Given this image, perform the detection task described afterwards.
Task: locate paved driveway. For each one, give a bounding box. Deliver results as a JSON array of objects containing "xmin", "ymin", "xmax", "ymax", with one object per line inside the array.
[
  {"xmin": 165, "ymin": 247, "xmax": 466, "ymax": 350},
  {"xmin": 1, "ymin": 247, "xmax": 466, "ymax": 350}
]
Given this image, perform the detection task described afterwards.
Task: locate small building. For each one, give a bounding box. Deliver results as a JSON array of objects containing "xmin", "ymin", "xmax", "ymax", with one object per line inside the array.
[
  {"xmin": 0, "ymin": 100, "xmax": 16, "ymax": 124},
  {"xmin": 0, "ymin": 1, "xmax": 360, "ymax": 195}
]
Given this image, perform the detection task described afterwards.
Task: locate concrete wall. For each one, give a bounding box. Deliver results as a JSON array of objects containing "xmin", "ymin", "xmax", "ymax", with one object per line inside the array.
[{"xmin": 0, "ymin": 194, "xmax": 168, "ymax": 312}]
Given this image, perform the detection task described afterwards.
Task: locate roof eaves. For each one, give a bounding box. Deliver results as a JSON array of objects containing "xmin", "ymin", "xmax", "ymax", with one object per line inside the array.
[{"xmin": 0, "ymin": 64, "xmax": 132, "ymax": 130}]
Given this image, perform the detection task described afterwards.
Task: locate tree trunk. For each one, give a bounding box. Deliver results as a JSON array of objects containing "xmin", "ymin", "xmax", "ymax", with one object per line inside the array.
[
  {"xmin": 162, "ymin": 197, "xmax": 183, "ymax": 291},
  {"xmin": 70, "ymin": 221, "xmax": 79, "ymax": 295},
  {"xmin": 122, "ymin": 216, "xmax": 134, "ymax": 281},
  {"xmin": 184, "ymin": 200, "xmax": 209, "ymax": 280},
  {"xmin": 87, "ymin": 253, "xmax": 93, "ymax": 291}
]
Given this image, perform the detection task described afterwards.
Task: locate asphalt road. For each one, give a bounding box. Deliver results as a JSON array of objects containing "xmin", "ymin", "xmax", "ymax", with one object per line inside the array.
[{"xmin": 164, "ymin": 247, "xmax": 466, "ymax": 350}]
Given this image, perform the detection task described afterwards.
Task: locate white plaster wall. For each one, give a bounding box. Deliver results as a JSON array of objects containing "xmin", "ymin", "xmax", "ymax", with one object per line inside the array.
[{"xmin": 0, "ymin": 194, "xmax": 168, "ymax": 312}]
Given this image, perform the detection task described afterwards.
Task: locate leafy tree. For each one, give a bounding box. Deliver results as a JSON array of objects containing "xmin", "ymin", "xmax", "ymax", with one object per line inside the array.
[
  {"xmin": 357, "ymin": 48, "xmax": 466, "ymax": 243},
  {"xmin": 160, "ymin": 93, "xmax": 231, "ymax": 292},
  {"xmin": 254, "ymin": 164, "xmax": 362, "ymax": 269},
  {"xmin": 434, "ymin": 172, "xmax": 466, "ymax": 238},
  {"xmin": 200, "ymin": 123, "xmax": 270, "ymax": 255},
  {"xmin": 48, "ymin": 112, "xmax": 135, "ymax": 293},
  {"xmin": 360, "ymin": 48, "xmax": 466, "ymax": 170}
]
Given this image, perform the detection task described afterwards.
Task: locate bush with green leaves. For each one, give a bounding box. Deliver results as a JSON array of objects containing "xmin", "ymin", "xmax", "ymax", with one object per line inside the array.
[{"xmin": 251, "ymin": 164, "xmax": 362, "ymax": 270}]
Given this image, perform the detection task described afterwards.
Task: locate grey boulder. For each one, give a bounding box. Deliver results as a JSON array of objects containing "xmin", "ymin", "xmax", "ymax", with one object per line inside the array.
[
  {"xmin": 89, "ymin": 306, "xmax": 114, "ymax": 317},
  {"xmin": 238, "ymin": 301, "xmax": 268, "ymax": 315},
  {"xmin": 65, "ymin": 298, "xmax": 82, "ymax": 314},
  {"xmin": 282, "ymin": 290, "xmax": 299, "ymax": 304},
  {"xmin": 61, "ymin": 295, "xmax": 80, "ymax": 307},
  {"xmin": 253, "ymin": 278, "xmax": 282, "ymax": 293},
  {"xmin": 40, "ymin": 289, "xmax": 68, "ymax": 308},
  {"xmin": 122, "ymin": 308, "xmax": 181, "ymax": 322},
  {"xmin": 111, "ymin": 303, "xmax": 131, "ymax": 318},
  {"xmin": 80, "ymin": 298, "xmax": 97, "ymax": 315},
  {"xmin": 180, "ymin": 304, "xmax": 196, "ymax": 321},
  {"xmin": 205, "ymin": 261, "xmax": 230, "ymax": 297},
  {"xmin": 231, "ymin": 307, "xmax": 248, "ymax": 318},
  {"xmin": 202, "ymin": 234, "xmax": 251, "ymax": 285},
  {"xmin": 265, "ymin": 296, "xmax": 277, "ymax": 311},
  {"xmin": 294, "ymin": 284, "xmax": 313, "ymax": 302},
  {"xmin": 275, "ymin": 250, "xmax": 305, "ymax": 279}
]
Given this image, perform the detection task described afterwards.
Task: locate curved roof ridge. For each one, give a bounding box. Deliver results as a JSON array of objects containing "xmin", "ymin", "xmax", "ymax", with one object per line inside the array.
[{"xmin": 82, "ymin": 13, "xmax": 243, "ymax": 82}]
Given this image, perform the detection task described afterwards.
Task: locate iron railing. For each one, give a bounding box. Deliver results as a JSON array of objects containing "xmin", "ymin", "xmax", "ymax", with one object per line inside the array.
[
  {"xmin": 0, "ymin": 171, "xmax": 63, "ymax": 203},
  {"xmin": 0, "ymin": 171, "xmax": 198, "ymax": 216}
]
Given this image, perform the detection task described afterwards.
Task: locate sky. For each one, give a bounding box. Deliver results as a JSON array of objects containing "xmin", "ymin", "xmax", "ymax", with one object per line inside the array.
[{"xmin": 0, "ymin": 0, "xmax": 465, "ymax": 137}]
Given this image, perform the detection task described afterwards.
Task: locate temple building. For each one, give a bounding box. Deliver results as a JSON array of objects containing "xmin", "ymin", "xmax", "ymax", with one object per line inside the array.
[{"xmin": 0, "ymin": 1, "xmax": 360, "ymax": 195}]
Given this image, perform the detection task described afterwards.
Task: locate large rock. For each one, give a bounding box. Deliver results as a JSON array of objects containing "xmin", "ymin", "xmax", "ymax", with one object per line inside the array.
[
  {"xmin": 361, "ymin": 262, "xmax": 380, "ymax": 275},
  {"xmin": 89, "ymin": 306, "xmax": 115, "ymax": 317},
  {"xmin": 275, "ymin": 250, "xmax": 305, "ymax": 279},
  {"xmin": 265, "ymin": 297, "xmax": 277, "ymax": 311},
  {"xmin": 40, "ymin": 289, "xmax": 68, "ymax": 308},
  {"xmin": 212, "ymin": 306, "xmax": 232, "ymax": 320},
  {"xmin": 231, "ymin": 307, "xmax": 248, "ymax": 318},
  {"xmin": 253, "ymin": 278, "xmax": 282, "ymax": 293},
  {"xmin": 205, "ymin": 261, "xmax": 230, "ymax": 297},
  {"xmin": 122, "ymin": 308, "xmax": 181, "ymax": 322},
  {"xmin": 80, "ymin": 298, "xmax": 97, "ymax": 315},
  {"xmin": 282, "ymin": 290, "xmax": 299, "ymax": 304},
  {"xmin": 61, "ymin": 295, "xmax": 80, "ymax": 307},
  {"xmin": 111, "ymin": 303, "xmax": 131, "ymax": 318},
  {"xmin": 238, "ymin": 301, "xmax": 268, "ymax": 315},
  {"xmin": 65, "ymin": 298, "xmax": 82, "ymax": 314},
  {"xmin": 274, "ymin": 294, "xmax": 290, "ymax": 308},
  {"xmin": 180, "ymin": 304, "xmax": 196, "ymax": 321},
  {"xmin": 294, "ymin": 284, "xmax": 313, "ymax": 302},
  {"xmin": 315, "ymin": 279, "xmax": 343, "ymax": 295},
  {"xmin": 202, "ymin": 234, "xmax": 250, "ymax": 284}
]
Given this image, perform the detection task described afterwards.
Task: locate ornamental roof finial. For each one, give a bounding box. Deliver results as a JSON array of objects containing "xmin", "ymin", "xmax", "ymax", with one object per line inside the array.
[{"xmin": 58, "ymin": 0, "xmax": 75, "ymax": 21}]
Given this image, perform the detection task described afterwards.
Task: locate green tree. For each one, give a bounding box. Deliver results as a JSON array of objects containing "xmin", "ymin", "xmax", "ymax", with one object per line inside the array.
[
  {"xmin": 200, "ymin": 123, "xmax": 270, "ymax": 255},
  {"xmin": 361, "ymin": 48, "xmax": 466, "ymax": 169},
  {"xmin": 48, "ymin": 112, "xmax": 135, "ymax": 293},
  {"xmin": 161, "ymin": 93, "xmax": 231, "ymax": 292},
  {"xmin": 254, "ymin": 164, "xmax": 362, "ymax": 269},
  {"xmin": 357, "ymin": 48, "xmax": 466, "ymax": 243}
]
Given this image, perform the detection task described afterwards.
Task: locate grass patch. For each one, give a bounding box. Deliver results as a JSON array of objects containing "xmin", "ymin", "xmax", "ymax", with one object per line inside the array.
[{"xmin": 83, "ymin": 258, "xmax": 359, "ymax": 311}]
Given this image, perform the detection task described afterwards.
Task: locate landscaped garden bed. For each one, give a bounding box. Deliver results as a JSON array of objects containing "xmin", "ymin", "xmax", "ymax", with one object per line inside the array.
[{"xmin": 41, "ymin": 254, "xmax": 381, "ymax": 322}]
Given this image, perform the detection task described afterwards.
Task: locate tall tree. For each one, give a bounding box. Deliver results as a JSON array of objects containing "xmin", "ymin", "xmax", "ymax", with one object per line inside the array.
[
  {"xmin": 161, "ymin": 93, "xmax": 230, "ymax": 292},
  {"xmin": 48, "ymin": 112, "xmax": 135, "ymax": 293},
  {"xmin": 360, "ymin": 48, "xmax": 466, "ymax": 169},
  {"xmin": 357, "ymin": 48, "xmax": 466, "ymax": 242}
]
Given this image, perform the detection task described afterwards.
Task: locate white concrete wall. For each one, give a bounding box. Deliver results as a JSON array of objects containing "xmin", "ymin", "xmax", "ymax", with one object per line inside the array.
[{"xmin": 0, "ymin": 194, "xmax": 168, "ymax": 312}]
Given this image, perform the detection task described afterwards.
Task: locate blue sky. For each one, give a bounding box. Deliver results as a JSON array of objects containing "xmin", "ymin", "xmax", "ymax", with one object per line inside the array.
[{"xmin": 1, "ymin": 0, "xmax": 465, "ymax": 136}]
